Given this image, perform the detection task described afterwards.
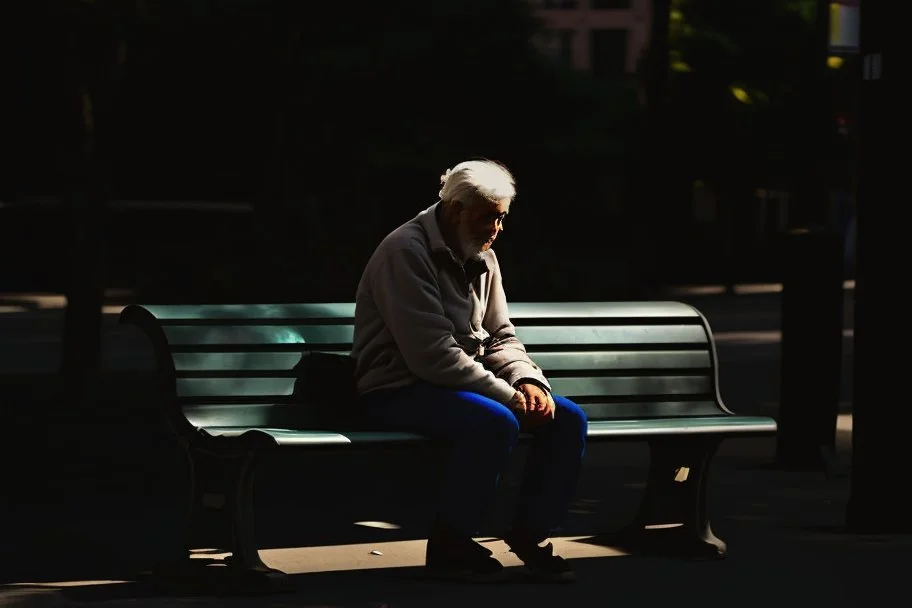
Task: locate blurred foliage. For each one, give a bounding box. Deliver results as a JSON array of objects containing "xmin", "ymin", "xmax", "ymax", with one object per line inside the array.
[
  {"xmin": 670, "ymin": 0, "xmax": 817, "ymax": 98},
  {"xmin": 664, "ymin": 0, "xmax": 833, "ymax": 185}
]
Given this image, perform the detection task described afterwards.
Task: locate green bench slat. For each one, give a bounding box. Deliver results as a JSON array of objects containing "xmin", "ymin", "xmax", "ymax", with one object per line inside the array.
[
  {"xmin": 175, "ymin": 374, "xmax": 713, "ymax": 400},
  {"xmin": 200, "ymin": 427, "xmax": 424, "ymax": 445},
  {"xmin": 508, "ymin": 301, "xmax": 701, "ymax": 319},
  {"xmin": 518, "ymin": 325, "xmax": 707, "ymax": 345},
  {"xmin": 138, "ymin": 301, "xmax": 700, "ymax": 322},
  {"xmin": 183, "ymin": 400, "xmax": 727, "ymax": 429},
  {"xmin": 199, "ymin": 415, "xmax": 775, "ymax": 446},
  {"xmin": 527, "ymin": 350, "xmax": 711, "ymax": 371},
  {"xmin": 174, "ymin": 352, "xmax": 315, "ymax": 371},
  {"xmin": 171, "ymin": 350, "xmax": 711, "ymax": 373},
  {"xmin": 177, "ymin": 378, "xmax": 296, "ymax": 398},
  {"xmin": 587, "ymin": 416, "xmax": 777, "ymax": 436},
  {"xmin": 581, "ymin": 400, "xmax": 722, "ymax": 419},
  {"xmin": 162, "ymin": 324, "xmax": 708, "ymax": 348},
  {"xmin": 185, "ymin": 404, "xmax": 304, "ymax": 428},
  {"xmin": 163, "ymin": 325, "xmax": 346, "ymax": 346},
  {"xmin": 141, "ymin": 303, "xmax": 357, "ymax": 321},
  {"xmin": 549, "ymin": 376, "xmax": 711, "ymax": 397}
]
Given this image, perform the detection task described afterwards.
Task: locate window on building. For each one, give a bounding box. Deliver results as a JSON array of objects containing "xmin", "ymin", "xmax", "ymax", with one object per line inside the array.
[
  {"xmin": 590, "ymin": 29, "xmax": 628, "ymax": 77},
  {"xmin": 591, "ymin": 0, "xmax": 632, "ymax": 9}
]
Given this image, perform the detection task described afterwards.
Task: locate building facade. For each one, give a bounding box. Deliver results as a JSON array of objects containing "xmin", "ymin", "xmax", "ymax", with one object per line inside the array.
[{"xmin": 531, "ymin": 0, "xmax": 653, "ymax": 77}]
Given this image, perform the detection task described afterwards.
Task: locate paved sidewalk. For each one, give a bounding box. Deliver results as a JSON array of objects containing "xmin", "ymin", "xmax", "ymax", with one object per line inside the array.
[{"xmin": 4, "ymin": 426, "xmax": 905, "ymax": 608}]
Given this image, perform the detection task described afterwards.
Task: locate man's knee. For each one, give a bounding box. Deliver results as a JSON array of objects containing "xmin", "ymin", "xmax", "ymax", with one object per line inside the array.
[
  {"xmin": 487, "ymin": 405, "xmax": 521, "ymax": 444},
  {"xmin": 452, "ymin": 390, "xmax": 520, "ymax": 444},
  {"xmin": 553, "ymin": 395, "xmax": 588, "ymax": 438}
]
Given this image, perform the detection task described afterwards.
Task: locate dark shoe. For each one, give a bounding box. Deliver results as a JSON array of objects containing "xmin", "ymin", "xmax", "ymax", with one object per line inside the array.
[
  {"xmin": 426, "ymin": 532, "xmax": 506, "ymax": 583},
  {"xmin": 504, "ymin": 533, "xmax": 575, "ymax": 583}
]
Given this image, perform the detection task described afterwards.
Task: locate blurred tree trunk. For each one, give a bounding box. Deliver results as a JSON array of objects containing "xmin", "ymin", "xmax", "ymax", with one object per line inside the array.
[
  {"xmin": 58, "ymin": 0, "xmax": 122, "ymax": 408},
  {"xmin": 847, "ymin": 0, "xmax": 905, "ymax": 531},
  {"xmin": 629, "ymin": 0, "xmax": 672, "ymax": 295}
]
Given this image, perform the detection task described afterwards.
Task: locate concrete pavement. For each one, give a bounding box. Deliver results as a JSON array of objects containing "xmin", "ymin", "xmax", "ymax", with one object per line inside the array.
[{"xmin": 3, "ymin": 429, "xmax": 906, "ymax": 608}]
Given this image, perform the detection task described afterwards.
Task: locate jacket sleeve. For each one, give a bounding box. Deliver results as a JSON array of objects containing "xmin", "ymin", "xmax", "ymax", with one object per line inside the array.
[
  {"xmin": 478, "ymin": 253, "xmax": 552, "ymax": 392},
  {"xmin": 370, "ymin": 244, "xmax": 517, "ymax": 404}
]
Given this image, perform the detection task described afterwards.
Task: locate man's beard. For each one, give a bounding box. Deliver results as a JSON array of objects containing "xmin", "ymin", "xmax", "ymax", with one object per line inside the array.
[
  {"xmin": 458, "ymin": 227, "xmax": 487, "ymax": 261},
  {"xmin": 465, "ymin": 249, "xmax": 485, "ymax": 262}
]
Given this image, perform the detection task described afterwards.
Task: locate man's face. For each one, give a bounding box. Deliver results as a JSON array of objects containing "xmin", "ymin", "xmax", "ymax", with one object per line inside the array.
[{"xmin": 457, "ymin": 197, "xmax": 510, "ymax": 261}]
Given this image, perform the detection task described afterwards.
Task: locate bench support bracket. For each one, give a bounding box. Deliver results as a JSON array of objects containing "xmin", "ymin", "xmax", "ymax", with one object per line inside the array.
[
  {"xmin": 150, "ymin": 442, "xmax": 288, "ymax": 593},
  {"xmin": 613, "ymin": 436, "xmax": 727, "ymax": 559}
]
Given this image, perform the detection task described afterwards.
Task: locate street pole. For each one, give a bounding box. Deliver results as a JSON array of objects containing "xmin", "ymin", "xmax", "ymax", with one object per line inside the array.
[
  {"xmin": 774, "ymin": 0, "xmax": 844, "ymax": 470},
  {"xmin": 845, "ymin": 0, "xmax": 906, "ymax": 532}
]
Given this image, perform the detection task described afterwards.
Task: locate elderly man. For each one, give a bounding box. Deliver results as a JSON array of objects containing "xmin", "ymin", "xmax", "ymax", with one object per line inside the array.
[{"xmin": 351, "ymin": 159, "xmax": 587, "ymax": 583}]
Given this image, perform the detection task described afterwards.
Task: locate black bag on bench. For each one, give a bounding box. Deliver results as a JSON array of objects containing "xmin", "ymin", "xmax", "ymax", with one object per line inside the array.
[{"xmin": 290, "ymin": 352, "xmax": 359, "ymax": 428}]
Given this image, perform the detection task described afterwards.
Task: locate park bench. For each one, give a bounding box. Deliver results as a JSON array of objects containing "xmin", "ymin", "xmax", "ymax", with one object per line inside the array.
[{"xmin": 119, "ymin": 300, "xmax": 777, "ymax": 589}]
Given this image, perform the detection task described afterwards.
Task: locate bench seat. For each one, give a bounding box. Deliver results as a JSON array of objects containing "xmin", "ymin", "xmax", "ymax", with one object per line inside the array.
[{"xmin": 201, "ymin": 415, "xmax": 777, "ymax": 446}]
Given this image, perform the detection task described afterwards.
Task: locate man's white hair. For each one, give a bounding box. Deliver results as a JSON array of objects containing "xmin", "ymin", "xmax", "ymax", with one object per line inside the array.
[{"xmin": 438, "ymin": 159, "xmax": 516, "ymax": 207}]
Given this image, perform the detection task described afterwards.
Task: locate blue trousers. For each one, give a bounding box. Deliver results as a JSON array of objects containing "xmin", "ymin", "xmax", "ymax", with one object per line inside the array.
[{"xmin": 360, "ymin": 383, "xmax": 587, "ymax": 541}]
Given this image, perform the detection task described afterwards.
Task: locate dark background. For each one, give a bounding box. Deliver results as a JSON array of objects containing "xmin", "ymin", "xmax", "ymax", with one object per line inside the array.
[{"xmin": 1, "ymin": 0, "xmax": 857, "ymax": 303}]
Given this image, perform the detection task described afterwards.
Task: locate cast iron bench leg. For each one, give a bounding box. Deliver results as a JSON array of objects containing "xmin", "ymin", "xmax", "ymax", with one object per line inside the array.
[
  {"xmin": 614, "ymin": 437, "xmax": 727, "ymax": 559},
  {"xmin": 152, "ymin": 446, "xmax": 289, "ymax": 593}
]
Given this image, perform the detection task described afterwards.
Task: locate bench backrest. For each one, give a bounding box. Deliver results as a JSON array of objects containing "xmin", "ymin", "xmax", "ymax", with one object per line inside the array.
[{"xmin": 119, "ymin": 301, "xmax": 729, "ymax": 439}]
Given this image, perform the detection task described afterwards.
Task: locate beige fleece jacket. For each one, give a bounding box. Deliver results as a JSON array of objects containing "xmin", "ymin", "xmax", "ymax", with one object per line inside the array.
[{"xmin": 351, "ymin": 202, "xmax": 551, "ymax": 404}]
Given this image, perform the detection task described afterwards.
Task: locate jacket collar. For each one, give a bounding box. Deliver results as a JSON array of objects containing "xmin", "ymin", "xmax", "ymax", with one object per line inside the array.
[{"xmin": 416, "ymin": 202, "xmax": 493, "ymax": 278}]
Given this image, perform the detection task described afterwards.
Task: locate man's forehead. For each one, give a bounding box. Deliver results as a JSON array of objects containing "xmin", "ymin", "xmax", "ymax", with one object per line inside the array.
[{"xmin": 477, "ymin": 198, "xmax": 511, "ymax": 213}]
